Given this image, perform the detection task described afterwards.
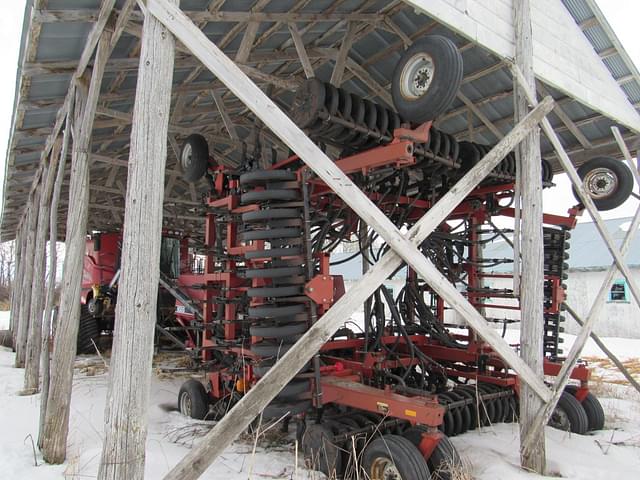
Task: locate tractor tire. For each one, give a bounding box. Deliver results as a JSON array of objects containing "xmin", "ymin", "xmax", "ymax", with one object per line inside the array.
[
  {"xmin": 178, "ymin": 379, "xmax": 210, "ymax": 420},
  {"xmin": 392, "ymin": 35, "xmax": 463, "ymax": 124},
  {"xmin": 427, "ymin": 435, "xmax": 463, "ymax": 480},
  {"xmin": 362, "ymin": 434, "xmax": 432, "ymax": 480},
  {"xmin": 565, "ymin": 385, "xmax": 605, "ymax": 431},
  {"xmin": 76, "ymin": 307, "xmax": 100, "ymax": 354},
  {"xmin": 180, "ymin": 134, "xmax": 209, "ymax": 183},
  {"xmin": 548, "ymin": 391, "xmax": 589, "ymax": 434},
  {"xmin": 302, "ymin": 423, "xmax": 343, "ymax": 478},
  {"xmin": 572, "ymin": 156, "xmax": 633, "ymax": 211}
]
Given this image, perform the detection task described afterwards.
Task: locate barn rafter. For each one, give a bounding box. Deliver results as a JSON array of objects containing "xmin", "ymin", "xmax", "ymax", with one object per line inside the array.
[{"xmin": 3, "ymin": 0, "xmax": 640, "ymax": 241}]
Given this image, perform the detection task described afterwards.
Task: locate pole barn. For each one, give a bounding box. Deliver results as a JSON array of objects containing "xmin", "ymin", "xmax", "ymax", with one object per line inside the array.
[{"xmin": 2, "ymin": 1, "xmax": 639, "ymax": 479}]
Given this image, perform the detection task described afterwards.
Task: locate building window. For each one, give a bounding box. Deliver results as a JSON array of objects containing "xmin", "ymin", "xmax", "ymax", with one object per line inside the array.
[{"xmin": 608, "ymin": 279, "xmax": 629, "ymax": 303}]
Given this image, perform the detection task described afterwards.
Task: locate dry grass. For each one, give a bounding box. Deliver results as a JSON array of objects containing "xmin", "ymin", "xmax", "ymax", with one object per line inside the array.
[{"xmin": 580, "ymin": 356, "xmax": 640, "ymax": 399}]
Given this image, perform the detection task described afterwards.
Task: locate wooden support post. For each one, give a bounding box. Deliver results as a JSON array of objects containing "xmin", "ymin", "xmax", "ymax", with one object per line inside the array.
[
  {"xmin": 235, "ymin": 21, "xmax": 259, "ymax": 64},
  {"xmin": 152, "ymin": 83, "xmax": 552, "ymax": 480},
  {"xmin": 97, "ymin": 1, "xmax": 177, "ymax": 478},
  {"xmin": 458, "ymin": 91, "xmax": 504, "ymax": 140},
  {"xmin": 210, "ymin": 90, "xmax": 239, "ymax": 140},
  {"xmin": 8, "ymin": 225, "xmax": 24, "ymax": 337},
  {"xmin": 41, "ymin": 32, "xmax": 110, "ymax": 464},
  {"xmin": 148, "ymin": 0, "xmax": 554, "ymax": 404},
  {"xmin": 288, "ymin": 23, "xmax": 315, "ymax": 79},
  {"xmin": 514, "ymin": 0, "xmax": 546, "ymax": 473},
  {"xmin": 39, "ymin": 100, "xmax": 73, "ymax": 449},
  {"xmin": 330, "ymin": 22, "xmax": 357, "ymax": 86},
  {"xmin": 15, "ymin": 190, "xmax": 40, "ymax": 368},
  {"xmin": 24, "ymin": 139, "xmax": 62, "ymax": 394}
]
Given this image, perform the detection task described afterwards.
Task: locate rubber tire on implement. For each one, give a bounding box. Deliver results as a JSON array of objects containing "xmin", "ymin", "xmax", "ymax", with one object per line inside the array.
[
  {"xmin": 565, "ymin": 385, "xmax": 605, "ymax": 431},
  {"xmin": 239, "ymin": 170, "xmax": 296, "ymax": 186},
  {"xmin": 362, "ymin": 434, "xmax": 432, "ymax": 480},
  {"xmin": 242, "ymin": 208, "xmax": 301, "ymax": 222},
  {"xmin": 240, "ymin": 227, "xmax": 301, "ymax": 241},
  {"xmin": 302, "ymin": 423, "xmax": 343, "ymax": 478},
  {"xmin": 178, "ymin": 379, "xmax": 210, "ymax": 420},
  {"xmin": 250, "ymin": 321, "xmax": 308, "ymax": 338},
  {"xmin": 180, "ymin": 134, "xmax": 209, "ymax": 183},
  {"xmin": 428, "ymin": 435, "xmax": 463, "ymax": 480},
  {"xmin": 572, "ymin": 156, "xmax": 633, "ymax": 211},
  {"xmin": 77, "ymin": 306, "xmax": 101, "ymax": 354},
  {"xmin": 549, "ymin": 391, "xmax": 589, "ymax": 434},
  {"xmin": 392, "ymin": 35, "xmax": 464, "ymax": 124},
  {"xmin": 241, "ymin": 189, "xmax": 299, "ymax": 204}
]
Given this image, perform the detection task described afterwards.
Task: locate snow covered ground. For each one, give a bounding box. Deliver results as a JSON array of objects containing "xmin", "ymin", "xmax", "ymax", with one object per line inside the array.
[
  {"xmin": 1, "ymin": 312, "xmax": 639, "ymax": 479},
  {"xmin": 0, "ymin": 310, "xmax": 9, "ymax": 330}
]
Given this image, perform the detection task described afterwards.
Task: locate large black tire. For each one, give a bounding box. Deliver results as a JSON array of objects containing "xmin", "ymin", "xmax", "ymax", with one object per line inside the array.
[
  {"xmin": 565, "ymin": 385, "xmax": 605, "ymax": 431},
  {"xmin": 180, "ymin": 134, "xmax": 209, "ymax": 183},
  {"xmin": 572, "ymin": 156, "xmax": 633, "ymax": 211},
  {"xmin": 403, "ymin": 428, "xmax": 462, "ymax": 480},
  {"xmin": 392, "ymin": 35, "xmax": 463, "ymax": 124},
  {"xmin": 178, "ymin": 379, "xmax": 210, "ymax": 420},
  {"xmin": 302, "ymin": 423, "xmax": 342, "ymax": 478},
  {"xmin": 548, "ymin": 391, "xmax": 589, "ymax": 434},
  {"xmin": 362, "ymin": 434, "xmax": 431, "ymax": 480},
  {"xmin": 77, "ymin": 307, "xmax": 100, "ymax": 354},
  {"xmin": 428, "ymin": 436, "xmax": 463, "ymax": 480}
]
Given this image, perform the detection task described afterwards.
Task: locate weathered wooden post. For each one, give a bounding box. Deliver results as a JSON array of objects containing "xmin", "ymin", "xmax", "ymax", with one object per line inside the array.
[
  {"xmin": 24, "ymin": 141, "xmax": 62, "ymax": 394},
  {"xmin": 41, "ymin": 32, "xmax": 110, "ymax": 463},
  {"xmin": 15, "ymin": 188, "xmax": 40, "ymax": 368},
  {"xmin": 9, "ymin": 223, "xmax": 24, "ymax": 338},
  {"xmin": 514, "ymin": 0, "xmax": 546, "ymax": 473},
  {"xmin": 39, "ymin": 100, "xmax": 73, "ymax": 449},
  {"xmin": 97, "ymin": 1, "xmax": 178, "ymax": 478}
]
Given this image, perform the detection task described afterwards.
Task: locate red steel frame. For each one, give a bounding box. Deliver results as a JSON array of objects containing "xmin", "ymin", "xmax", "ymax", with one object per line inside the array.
[{"xmin": 171, "ymin": 127, "xmax": 593, "ymax": 441}]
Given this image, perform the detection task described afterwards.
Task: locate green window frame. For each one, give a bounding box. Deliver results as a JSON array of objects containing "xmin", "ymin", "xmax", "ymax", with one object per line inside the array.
[{"xmin": 608, "ymin": 279, "xmax": 629, "ymax": 303}]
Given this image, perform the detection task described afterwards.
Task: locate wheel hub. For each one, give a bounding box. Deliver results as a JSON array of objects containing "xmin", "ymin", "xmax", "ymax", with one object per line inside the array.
[
  {"xmin": 549, "ymin": 407, "xmax": 571, "ymax": 431},
  {"xmin": 179, "ymin": 392, "xmax": 192, "ymax": 417},
  {"xmin": 400, "ymin": 54, "xmax": 435, "ymax": 100},
  {"xmin": 371, "ymin": 457, "xmax": 403, "ymax": 480},
  {"xmin": 181, "ymin": 143, "xmax": 193, "ymax": 169},
  {"xmin": 584, "ymin": 167, "xmax": 617, "ymax": 199}
]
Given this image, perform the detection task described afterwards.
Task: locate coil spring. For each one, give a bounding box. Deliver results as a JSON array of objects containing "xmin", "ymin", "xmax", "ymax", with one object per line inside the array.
[
  {"xmin": 239, "ymin": 169, "xmax": 312, "ymax": 417},
  {"xmin": 290, "ymin": 78, "xmax": 554, "ymax": 185}
]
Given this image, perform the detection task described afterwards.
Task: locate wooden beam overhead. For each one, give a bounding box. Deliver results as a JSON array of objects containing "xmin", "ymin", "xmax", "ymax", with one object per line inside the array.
[
  {"xmin": 288, "ymin": 23, "xmax": 315, "ymax": 79},
  {"xmin": 33, "ymin": 9, "xmax": 385, "ymax": 24},
  {"xmin": 330, "ymin": 22, "xmax": 358, "ymax": 86}
]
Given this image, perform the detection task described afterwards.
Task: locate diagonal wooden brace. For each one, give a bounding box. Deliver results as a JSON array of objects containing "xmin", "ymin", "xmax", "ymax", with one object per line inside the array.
[{"xmin": 147, "ymin": 2, "xmax": 555, "ymax": 478}]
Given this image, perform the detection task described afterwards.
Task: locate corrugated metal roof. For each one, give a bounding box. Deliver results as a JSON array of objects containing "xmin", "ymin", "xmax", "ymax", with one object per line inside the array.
[{"xmin": 1, "ymin": 0, "xmax": 640, "ymax": 241}]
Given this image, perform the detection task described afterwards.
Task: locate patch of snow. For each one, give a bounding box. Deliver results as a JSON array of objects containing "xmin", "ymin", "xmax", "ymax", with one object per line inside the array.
[
  {"xmin": 0, "ymin": 310, "xmax": 10, "ymax": 330},
  {"xmin": 1, "ymin": 330, "xmax": 639, "ymax": 479}
]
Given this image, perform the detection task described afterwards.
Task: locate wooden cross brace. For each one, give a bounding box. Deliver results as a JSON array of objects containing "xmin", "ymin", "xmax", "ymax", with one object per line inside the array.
[{"xmin": 144, "ymin": 1, "xmax": 555, "ymax": 478}]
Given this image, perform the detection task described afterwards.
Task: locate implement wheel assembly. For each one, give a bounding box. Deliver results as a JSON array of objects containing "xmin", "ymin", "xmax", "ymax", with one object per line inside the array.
[
  {"xmin": 392, "ymin": 35, "xmax": 463, "ymax": 123},
  {"xmin": 362, "ymin": 434, "xmax": 432, "ymax": 480},
  {"xmin": 573, "ymin": 156, "xmax": 633, "ymax": 211},
  {"xmin": 178, "ymin": 379, "xmax": 210, "ymax": 420},
  {"xmin": 565, "ymin": 385, "xmax": 605, "ymax": 431},
  {"xmin": 548, "ymin": 391, "xmax": 589, "ymax": 434},
  {"xmin": 77, "ymin": 304, "xmax": 100, "ymax": 354},
  {"xmin": 180, "ymin": 134, "xmax": 210, "ymax": 182}
]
